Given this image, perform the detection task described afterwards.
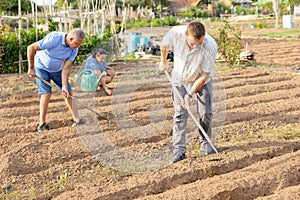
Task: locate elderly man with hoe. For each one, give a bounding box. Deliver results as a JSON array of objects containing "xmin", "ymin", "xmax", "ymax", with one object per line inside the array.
[
  {"xmin": 27, "ymin": 28, "xmax": 85, "ymax": 132},
  {"xmin": 159, "ymin": 21, "xmax": 218, "ymax": 163}
]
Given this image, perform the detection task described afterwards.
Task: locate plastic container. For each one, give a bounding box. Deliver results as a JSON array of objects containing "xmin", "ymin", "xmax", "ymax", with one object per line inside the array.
[
  {"xmin": 127, "ymin": 32, "xmax": 142, "ymax": 53},
  {"xmin": 140, "ymin": 37, "xmax": 149, "ymax": 46}
]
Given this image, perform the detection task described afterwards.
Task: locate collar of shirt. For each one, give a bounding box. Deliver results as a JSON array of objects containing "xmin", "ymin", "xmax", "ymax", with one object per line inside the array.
[{"xmin": 62, "ymin": 34, "xmax": 68, "ymax": 47}]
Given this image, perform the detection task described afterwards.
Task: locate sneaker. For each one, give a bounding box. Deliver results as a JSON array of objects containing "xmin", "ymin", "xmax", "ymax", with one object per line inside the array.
[
  {"xmin": 171, "ymin": 152, "xmax": 186, "ymax": 164},
  {"xmin": 72, "ymin": 119, "xmax": 84, "ymax": 127},
  {"xmin": 37, "ymin": 123, "xmax": 50, "ymax": 132}
]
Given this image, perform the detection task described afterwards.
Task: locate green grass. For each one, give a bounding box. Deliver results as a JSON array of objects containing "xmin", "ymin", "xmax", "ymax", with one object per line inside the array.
[
  {"xmin": 188, "ymin": 123, "xmax": 300, "ymax": 157},
  {"xmin": 255, "ymin": 28, "xmax": 300, "ymax": 38},
  {"xmin": 215, "ymin": 62, "xmax": 247, "ymax": 71},
  {"xmin": 273, "ymin": 124, "xmax": 300, "ymax": 140},
  {"xmin": 222, "ymin": 123, "xmax": 300, "ymax": 146}
]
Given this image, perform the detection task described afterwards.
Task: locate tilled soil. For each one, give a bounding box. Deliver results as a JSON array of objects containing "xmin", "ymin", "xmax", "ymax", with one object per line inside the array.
[{"xmin": 1, "ymin": 27, "xmax": 300, "ymax": 199}]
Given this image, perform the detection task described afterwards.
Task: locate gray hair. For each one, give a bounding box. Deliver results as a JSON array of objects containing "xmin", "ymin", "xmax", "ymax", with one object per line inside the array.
[{"xmin": 68, "ymin": 28, "xmax": 85, "ymax": 40}]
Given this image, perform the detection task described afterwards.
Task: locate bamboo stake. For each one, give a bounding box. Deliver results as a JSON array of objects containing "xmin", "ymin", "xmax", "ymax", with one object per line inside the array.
[{"xmin": 18, "ymin": 0, "xmax": 23, "ymax": 74}]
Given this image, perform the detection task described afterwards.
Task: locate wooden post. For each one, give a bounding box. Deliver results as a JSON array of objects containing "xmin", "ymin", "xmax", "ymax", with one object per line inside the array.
[
  {"xmin": 100, "ymin": 8, "xmax": 106, "ymax": 38},
  {"xmin": 120, "ymin": 7, "xmax": 126, "ymax": 35},
  {"xmin": 49, "ymin": 0, "xmax": 53, "ymax": 15},
  {"xmin": 35, "ymin": 1, "xmax": 38, "ymax": 41},
  {"xmin": 86, "ymin": 0, "xmax": 91, "ymax": 35},
  {"xmin": 45, "ymin": 12, "xmax": 49, "ymax": 33},
  {"xmin": 18, "ymin": 0, "xmax": 23, "ymax": 74},
  {"xmin": 92, "ymin": 0, "xmax": 96, "ymax": 35},
  {"xmin": 80, "ymin": 0, "xmax": 84, "ymax": 30}
]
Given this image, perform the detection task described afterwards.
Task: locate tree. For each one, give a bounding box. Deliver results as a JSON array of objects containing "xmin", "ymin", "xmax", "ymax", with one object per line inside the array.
[
  {"xmin": 0, "ymin": 0, "xmax": 32, "ymax": 14},
  {"xmin": 288, "ymin": 0, "xmax": 300, "ymax": 13}
]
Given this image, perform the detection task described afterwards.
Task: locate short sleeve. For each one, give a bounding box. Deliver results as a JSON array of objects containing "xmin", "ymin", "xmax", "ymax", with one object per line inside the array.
[
  {"xmin": 200, "ymin": 50, "xmax": 217, "ymax": 73},
  {"xmin": 161, "ymin": 30, "xmax": 174, "ymax": 47},
  {"xmin": 85, "ymin": 56, "xmax": 99, "ymax": 70},
  {"xmin": 37, "ymin": 32, "xmax": 58, "ymax": 50},
  {"xmin": 67, "ymin": 48, "xmax": 78, "ymax": 62}
]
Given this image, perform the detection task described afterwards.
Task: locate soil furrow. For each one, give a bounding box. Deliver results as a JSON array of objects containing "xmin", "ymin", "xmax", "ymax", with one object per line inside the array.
[
  {"xmin": 138, "ymin": 150, "xmax": 300, "ymax": 200},
  {"xmin": 61, "ymin": 141, "xmax": 299, "ymax": 200},
  {"xmin": 255, "ymin": 185, "xmax": 300, "ymax": 200}
]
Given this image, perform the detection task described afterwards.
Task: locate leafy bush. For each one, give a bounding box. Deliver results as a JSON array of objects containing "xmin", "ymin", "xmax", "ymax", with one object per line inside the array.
[
  {"xmin": 256, "ymin": 20, "xmax": 267, "ymax": 29},
  {"xmin": 216, "ymin": 2, "xmax": 231, "ymax": 17},
  {"xmin": 178, "ymin": 7, "xmax": 209, "ymax": 19},
  {"xmin": 217, "ymin": 20, "xmax": 242, "ymax": 66},
  {"xmin": 151, "ymin": 18, "xmax": 163, "ymax": 27},
  {"xmin": 0, "ymin": 24, "xmax": 116, "ymax": 74},
  {"xmin": 75, "ymin": 27, "xmax": 116, "ymax": 64},
  {"xmin": 0, "ymin": 28, "xmax": 46, "ymax": 74},
  {"xmin": 48, "ymin": 18, "xmax": 59, "ymax": 32},
  {"xmin": 125, "ymin": 17, "xmax": 179, "ymax": 29}
]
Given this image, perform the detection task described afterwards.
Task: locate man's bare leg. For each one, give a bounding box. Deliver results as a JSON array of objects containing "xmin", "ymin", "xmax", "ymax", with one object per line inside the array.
[{"xmin": 39, "ymin": 94, "xmax": 51, "ymax": 125}]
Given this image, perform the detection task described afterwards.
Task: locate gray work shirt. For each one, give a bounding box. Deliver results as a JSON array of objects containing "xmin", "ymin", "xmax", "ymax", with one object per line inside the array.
[{"xmin": 162, "ymin": 25, "xmax": 218, "ymax": 89}]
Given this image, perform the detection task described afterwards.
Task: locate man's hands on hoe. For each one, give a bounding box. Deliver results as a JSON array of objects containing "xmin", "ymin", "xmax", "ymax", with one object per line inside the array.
[{"xmin": 183, "ymin": 92, "xmax": 192, "ymax": 109}]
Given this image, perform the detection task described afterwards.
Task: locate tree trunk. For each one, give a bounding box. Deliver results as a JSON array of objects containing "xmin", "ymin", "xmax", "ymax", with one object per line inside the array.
[{"xmin": 273, "ymin": 0, "xmax": 280, "ymax": 28}]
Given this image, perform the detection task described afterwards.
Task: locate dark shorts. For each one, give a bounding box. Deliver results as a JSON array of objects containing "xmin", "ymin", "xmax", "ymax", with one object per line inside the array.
[{"xmin": 35, "ymin": 67, "xmax": 71, "ymax": 94}]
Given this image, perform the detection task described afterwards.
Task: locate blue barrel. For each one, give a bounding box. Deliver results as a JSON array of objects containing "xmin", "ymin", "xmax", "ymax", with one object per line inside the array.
[
  {"xmin": 127, "ymin": 32, "xmax": 142, "ymax": 53},
  {"xmin": 140, "ymin": 37, "xmax": 149, "ymax": 46}
]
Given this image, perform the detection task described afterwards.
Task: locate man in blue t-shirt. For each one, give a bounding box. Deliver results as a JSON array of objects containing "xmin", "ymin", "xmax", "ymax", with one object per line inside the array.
[{"xmin": 27, "ymin": 28, "xmax": 85, "ymax": 132}]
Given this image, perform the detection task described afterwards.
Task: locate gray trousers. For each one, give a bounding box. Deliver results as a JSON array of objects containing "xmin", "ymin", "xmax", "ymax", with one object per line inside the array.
[{"xmin": 172, "ymin": 81, "xmax": 212, "ymax": 154}]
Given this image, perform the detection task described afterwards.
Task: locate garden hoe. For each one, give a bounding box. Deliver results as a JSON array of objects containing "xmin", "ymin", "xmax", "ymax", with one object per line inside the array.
[
  {"xmin": 164, "ymin": 70, "xmax": 220, "ymax": 157},
  {"xmin": 35, "ymin": 75, "xmax": 110, "ymax": 125}
]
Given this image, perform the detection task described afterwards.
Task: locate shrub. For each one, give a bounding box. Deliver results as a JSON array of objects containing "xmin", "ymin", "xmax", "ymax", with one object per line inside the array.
[
  {"xmin": 256, "ymin": 20, "xmax": 267, "ymax": 29},
  {"xmin": 125, "ymin": 17, "xmax": 178, "ymax": 30},
  {"xmin": 0, "ymin": 28, "xmax": 46, "ymax": 73},
  {"xmin": 0, "ymin": 25, "xmax": 116, "ymax": 74},
  {"xmin": 217, "ymin": 20, "xmax": 242, "ymax": 66}
]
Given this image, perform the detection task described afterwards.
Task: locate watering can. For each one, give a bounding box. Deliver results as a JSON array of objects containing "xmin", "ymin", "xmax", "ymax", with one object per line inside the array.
[{"xmin": 78, "ymin": 69, "xmax": 106, "ymax": 92}]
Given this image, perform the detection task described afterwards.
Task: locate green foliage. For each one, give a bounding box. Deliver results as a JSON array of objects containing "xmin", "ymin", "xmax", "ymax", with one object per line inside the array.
[
  {"xmin": 126, "ymin": 17, "xmax": 179, "ymax": 29},
  {"xmin": 0, "ymin": 21, "xmax": 120, "ymax": 74},
  {"xmin": 217, "ymin": 21, "xmax": 242, "ymax": 66},
  {"xmin": 48, "ymin": 18, "xmax": 59, "ymax": 32},
  {"xmin": 216, "ymin": 2, "xmax": 231, "ymax": 17},
  {"xmin": 162, "ymin": 16, "xmax": 179, "ymax": 26},
  {"xmin": 56, "ymin": 0, "xmax": 78, "ymax": 8},
  {"xmin": 75, "ymin": 27, "xmax": 115, "ymax": 64},
  {"xmin": 73, "ymin": 20, "xmax": 81, "ymax": 28},
  {"xmin": 178, "ymin": 7, "xmax": 209, "ymax": 19},
  {"xmin": 0, "ymin": 28, "xmax": 46, "ymax": 73},
  {"xmin": 255, "ymin": 28, "xmax": 300, "ymax": 38},
  {"xmin": 0, "ymin": 0, "xmax": 32, "ymax": 15},
  {"xmin": 38, "ymin": 18, "xmax": 46, "ymax": 25},
  {"xmin": 117, "ymin": 0, "xmax": 168, "ymax": 10},
  {"xmin": 256, "ymin": 20, "xmax": 267, "ymax": 29}
]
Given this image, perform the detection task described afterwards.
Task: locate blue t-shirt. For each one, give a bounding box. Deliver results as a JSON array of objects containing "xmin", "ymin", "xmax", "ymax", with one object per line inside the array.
[
  {"xmin": 84, "ymin": 55, "xmax": 106, "ymax": 72},
  {"xmin": 35, "ymin": 32, "xmax": 79, "ymax": 73}
]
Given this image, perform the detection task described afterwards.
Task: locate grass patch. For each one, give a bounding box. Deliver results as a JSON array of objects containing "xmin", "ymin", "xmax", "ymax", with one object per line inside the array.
[
  {"xmin": 215, "ymin": 62, "xmax": 247, "ymax": 71},
  {"xmin": 225, "ymin": 123, "xmax": 299, "ymax": 144},
  {"xmin": 255, "ymin": 28, "xmax": 300, "ymax": 38},
  {"xmin": 272, "ymin": 124, "xmax": 300, "ymax": 140},
  {"xmin": 0, "ymin": 164, "xmax": 124, "ymax": 200}
]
